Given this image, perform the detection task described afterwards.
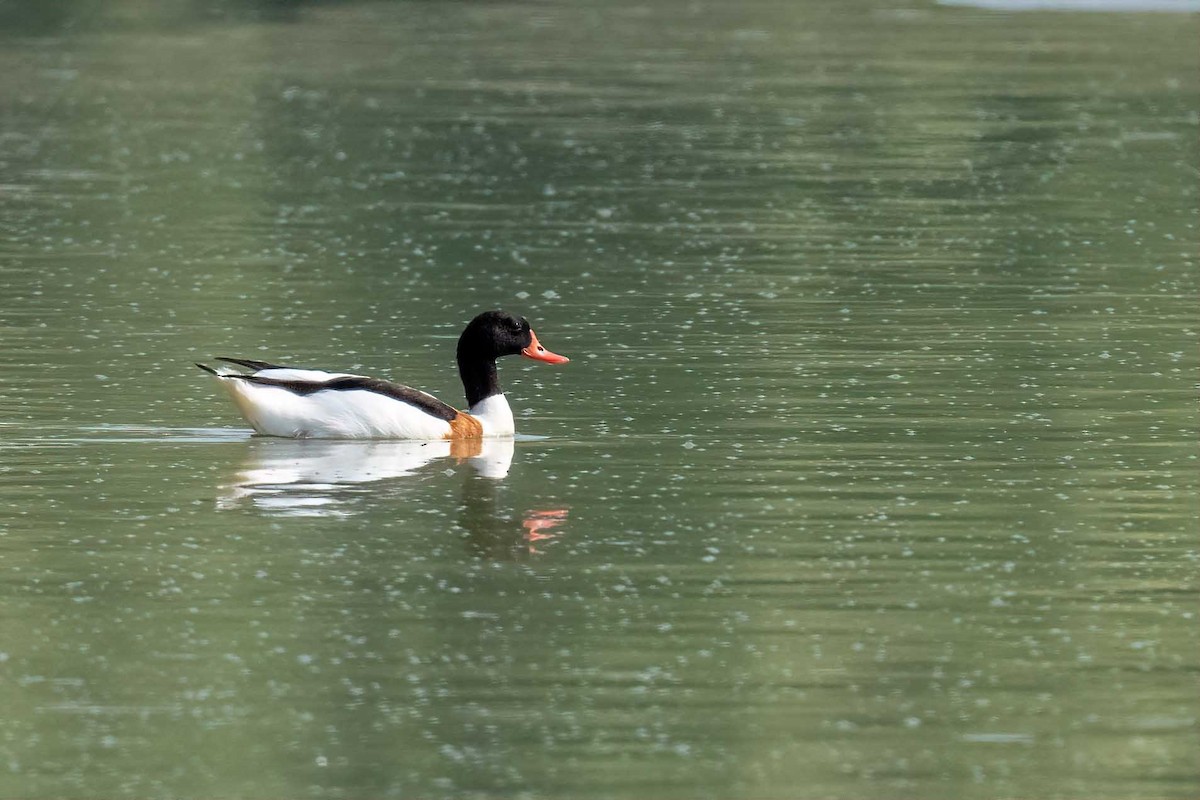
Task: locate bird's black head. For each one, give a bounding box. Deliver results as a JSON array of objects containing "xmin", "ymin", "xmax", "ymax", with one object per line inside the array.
[
  {"xmin": 455, "ymin": 310, "xmax": 569, "ymax": 407},
  {"xmin": 457, "ymin": 310, "xmax": 533, "ymax": 362},
  {"xmin": 458, "ymin": 310, "xmax": 569, "ymax": 365}
]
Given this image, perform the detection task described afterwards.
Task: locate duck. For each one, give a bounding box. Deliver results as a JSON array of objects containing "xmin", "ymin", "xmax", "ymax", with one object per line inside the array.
[{"xmin": 195, "ymin": 310, "xmax": 568, "ymax": 439}]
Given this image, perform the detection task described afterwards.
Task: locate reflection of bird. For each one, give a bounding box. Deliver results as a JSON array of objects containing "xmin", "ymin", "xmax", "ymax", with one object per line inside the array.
[
  {"xmin": 196, "ymin": 311, "xmax": 568, "ymax": 439},
  {"xmin": 217, "ymin": 438, "xmax": 516, "ymax": 515}
]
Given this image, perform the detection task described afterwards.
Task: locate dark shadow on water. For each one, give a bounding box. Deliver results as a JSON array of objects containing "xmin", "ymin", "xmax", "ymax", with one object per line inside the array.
[{"xmin": 459, "ymin": 474, "xmax": 569, "ymax": 560}]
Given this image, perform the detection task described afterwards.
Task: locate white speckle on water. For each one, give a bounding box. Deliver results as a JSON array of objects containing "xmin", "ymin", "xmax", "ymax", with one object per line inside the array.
[{"xmin": 959, "ymin": 732, "xmax": 1034, "ymax": 744}]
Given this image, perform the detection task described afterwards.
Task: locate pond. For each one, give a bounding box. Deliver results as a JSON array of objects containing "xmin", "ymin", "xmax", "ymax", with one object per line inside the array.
[{"xmin": 1, "ymin": 1, "xmax": 1197, "ymax": 798}]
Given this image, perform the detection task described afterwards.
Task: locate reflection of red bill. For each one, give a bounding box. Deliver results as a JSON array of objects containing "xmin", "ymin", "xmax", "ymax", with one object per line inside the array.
[{"xmin": 523, "ymin": 508, "xmax": 569, "ymax": 549}]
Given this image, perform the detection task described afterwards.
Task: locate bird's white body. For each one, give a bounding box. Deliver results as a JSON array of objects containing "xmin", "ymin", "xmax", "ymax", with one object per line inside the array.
[{"xmin": 210, "ymin": 367, "xmax": 513, "ymax": 440}]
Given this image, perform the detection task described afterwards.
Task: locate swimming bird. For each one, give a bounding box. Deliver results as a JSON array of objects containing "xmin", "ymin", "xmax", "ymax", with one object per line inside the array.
[{"xmin": 195, "ymin": 310, "xmax": 568, "ymax": 439}]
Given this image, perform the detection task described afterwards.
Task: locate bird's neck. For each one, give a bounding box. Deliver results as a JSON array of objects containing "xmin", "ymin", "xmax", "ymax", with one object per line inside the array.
[{"xmin": 458, "ymin": 355, "xmax": 501, "ymax": 409}]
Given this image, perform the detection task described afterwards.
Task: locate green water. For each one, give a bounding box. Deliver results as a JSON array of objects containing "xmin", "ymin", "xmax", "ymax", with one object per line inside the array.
[{"xmin": 1, "ymin": 1, "xmax": 1197, "ymax": 798}]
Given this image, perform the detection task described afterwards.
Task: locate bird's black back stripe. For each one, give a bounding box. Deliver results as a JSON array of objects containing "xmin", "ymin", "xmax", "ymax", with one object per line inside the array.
[
  {"xmin": 236, "ymin": 374, "xmax": 459, "ymax": 422},
  {"xmin": 216, "ymin": 357, "xmax": 286, "ymax": 371}
]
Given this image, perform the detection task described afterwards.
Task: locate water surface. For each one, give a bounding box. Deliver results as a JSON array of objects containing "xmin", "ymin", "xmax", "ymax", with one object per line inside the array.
[{"xmin": 1, "ymin": 1, "xmax": 1197, "ymax": 798}]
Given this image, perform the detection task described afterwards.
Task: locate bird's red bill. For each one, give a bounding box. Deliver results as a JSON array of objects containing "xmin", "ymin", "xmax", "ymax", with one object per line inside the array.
[{"xmin": 522, "ymin": 330, "xmax": 569, "ymax": 364}]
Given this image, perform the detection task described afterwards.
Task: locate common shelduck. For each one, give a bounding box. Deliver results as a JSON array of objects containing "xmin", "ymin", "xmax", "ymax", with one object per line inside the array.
[{"xmin": 196, "ymin": 310, "xmax": 568, "ymax": 439}]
